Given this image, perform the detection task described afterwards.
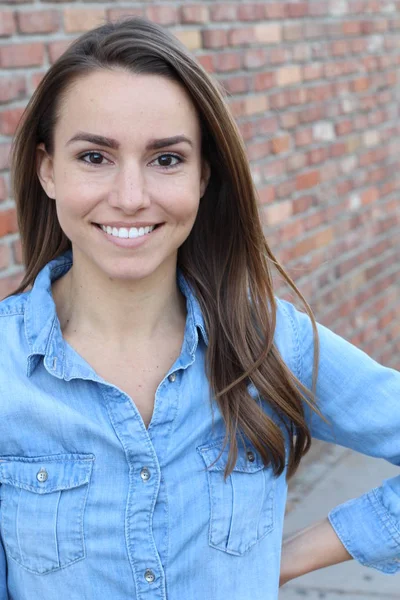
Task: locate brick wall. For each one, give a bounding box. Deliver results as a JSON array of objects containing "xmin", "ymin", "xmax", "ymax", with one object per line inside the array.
[{"xmin": 0, "ymin": 1, "xmax": 399, "ymax": 368}]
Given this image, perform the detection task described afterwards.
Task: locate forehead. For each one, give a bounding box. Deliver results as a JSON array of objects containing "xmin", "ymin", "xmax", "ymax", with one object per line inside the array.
[{"xmin": 55, "ymin": 69, "xmax": 201, "ymax": 143}]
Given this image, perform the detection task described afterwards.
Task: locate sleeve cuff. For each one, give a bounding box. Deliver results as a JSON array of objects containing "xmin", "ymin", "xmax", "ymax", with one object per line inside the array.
[{"xmin": 328, "ymin": 488, "xmax": 400, "ymax": 574}]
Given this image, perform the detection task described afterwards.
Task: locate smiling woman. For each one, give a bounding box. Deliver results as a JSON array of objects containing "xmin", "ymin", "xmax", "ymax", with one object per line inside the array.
[
  {"xmin": 1, "ymin": 15, "xmax": 400, "ymax": 600},
  {"xmin": 35, "ymin": 69, "xmax": 208, "ymax": 278}
]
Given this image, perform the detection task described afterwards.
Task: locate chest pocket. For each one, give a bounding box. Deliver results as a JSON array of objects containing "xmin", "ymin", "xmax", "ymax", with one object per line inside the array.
[
  {"xmin": 197, "ymin": 439, "xmax": 276, "ymax": 556},
  {"xmin": 0, "ymin": 453, "xmax": 94, "ymax": 575}
]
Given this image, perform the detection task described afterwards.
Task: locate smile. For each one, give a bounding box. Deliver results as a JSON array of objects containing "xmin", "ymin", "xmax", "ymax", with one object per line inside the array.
[{"xmin": 99, "ymin": 224, "xmax": 157, "ymax": 239}]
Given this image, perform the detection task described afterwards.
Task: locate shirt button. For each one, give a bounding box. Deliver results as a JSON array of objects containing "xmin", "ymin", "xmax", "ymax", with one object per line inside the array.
[
  {"xmin": 144, "ymin": 569, "xmax": 155, "ymax": 584},
  {"xmin": 36, "ymin": 468, "xmax": 48, "ymax": 482},
  {"xmin": 247, "ymin": 451, "xmax": 255, "ymax": 463},
  {"xmin": 168, "ymin": 372, "xmax": 176, "ymax": 382},
  {"xmin": 140, "ymin": 467, "xmax": 151, "ymax": 481}
]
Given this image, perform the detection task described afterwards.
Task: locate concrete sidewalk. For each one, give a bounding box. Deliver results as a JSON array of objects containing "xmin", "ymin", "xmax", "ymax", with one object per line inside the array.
[{"xmin": 279, "ymin": 442, "xmax": 400, "ymax": 599}]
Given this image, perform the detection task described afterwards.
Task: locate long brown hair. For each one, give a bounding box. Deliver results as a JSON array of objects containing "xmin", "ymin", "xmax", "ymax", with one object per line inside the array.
[{"xmin": 10, "ymin": 17, "xmax": 322, "ymax": 479}]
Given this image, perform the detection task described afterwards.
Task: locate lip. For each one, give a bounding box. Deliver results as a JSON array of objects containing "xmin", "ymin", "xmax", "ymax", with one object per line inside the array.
[{"xmin": 93, "ymin": 222, "xmax": 164, "ymax": 248}]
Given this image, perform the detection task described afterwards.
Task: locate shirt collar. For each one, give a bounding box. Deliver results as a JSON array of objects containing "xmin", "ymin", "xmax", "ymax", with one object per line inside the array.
[{"xmin": 24, "ymin": 250, "xmax": 208, "ymax": 378}]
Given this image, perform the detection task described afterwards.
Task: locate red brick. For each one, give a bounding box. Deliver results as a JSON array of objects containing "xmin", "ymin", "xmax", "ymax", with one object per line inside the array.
[
  {"xmin": 277, "ymin": 65, "xmax": 302, "ymax": 87},
  {"xmin": 222, "ymin": 75, "xmax": 251, "ymax": 94},
  {"xmin": 227, "ymin": 98, "xmax": 244, "ymax": 119},
  {"xmin": 268, "ymin": 48, "xmax": 290, "ymax": 64},
  {"xmin": 31, "ymin": 72, "xmax": 45, "ymax": 91},
  {"xmin": 12, "ymin": 239, "xmax": 22, "ymax": 265},
  {"xmin": 307, "ymin": 148, "xmax": 329, "ymax": 166},
  {"xmin": 331, "ymin": 40, "xmax": 350, "ymax": 56},
  {"xmin": 0, "ymin": 244, "xmax": 10, "ymax": 270},
  {"xmin": 17, "ymin": 10, "xmax": 59, "ymax": 34},
  {"xmin": 0, "ymin": 76, "xmax": 26, "ymax": 103},
  {"xmin": 173, "ymin": 30, "xmax": 202, "ymax": 50},
  {"xmin": 47, "ymin": 40, "xmax": 73, "ymax": 64},
  {"xmin": 0, "ymin": 107, "xmax": 25, "ymax": 136},
  {"xmin": 215, "ymin": 52, "xmax": 241, "ymax": 72},
  {"xmin": 145, "ymin": 6, "xmax": 178, "ymax": 25},
  {"xmin": 202, "ymin": 29, "xmax": 228, "ymax": 49},
  {"xmin": 0, "ymin": 273, "xmax": 23, "ymax": 302},
  {"xmin": 243, "ymin": 49, "xmax": 268, "ymax": 70},
  {"xmin": 361, "ymin": 187, "xmax": 379, "ymax": 205},
  {"xmin": 257, "ymin": 116, "xmax": 279, "ymax": 135},
  {"xmin": 228, "ymin": 27, "xmax": 255, "ymax": 46},
  {"xmin": 0, "ymin": 11, "xmax": 16, "ymax": 36},
  {"xmin": 303, "ymin": 63, "xmax": 323, "ymax": 81},
  {"xmin": 258, "ymin": 186, "xmax": 276, "ymax": 205},
  {"xmin": 271, "ymin": 135, "xmax": 291, "ymax": 154},
  {"xmin": 0, "ymin": 176, "xmax": 7, "ymax": 202},
  {"xmin": 238, "ymin": 3, "xmax": 265, "ymax": 21},
  {"xmin": 64, "ymin": 9, "xmax": 106, "ymax": 33},
  {"xmin": 280, "ymin": 112, "xmax": 300, "ymax": 129},
  {"xmin": 308, "ymin": 0, "xmax": 330, "ymax": 17},
  {"xmin": 0, "ymin": 143, "xmax": 11, "ymax": 170},
  {"xmin": 197, "ymin": 54, "xmax": 214, "ymax": 73},
  {"xmin": 246, "ymin": 140, "xmax": 270, "ymax": 161},
  {"xmin": 352, "ymin": 77, "xmax": 370, "ymax": 92},
  {"xmin": 254, "ymin": 23, "xmax": 282, "ymax": 44},
  {"xmin": 210, "ymin": 3, "xmax": 238, "ymax": 22},
  {"xmin": 180, "ymin": 4, "xmax": 209, "ymax": 24},
  {"xmin": 284, "ymin": 2, "xmax": 309, "ymax": 18},
  {"xmin": 243, "ymin": 95, "xmax": 268, "ymax": 116},
  {"xmin": 269, "ymin": 91, "xmax": 290, "ymax": 110},
  {"xmin": 254, "ymin": 71, "xmax": 275, "ymax": 91},
  {"xmin": 296, "ymin": 170, "xmax": 320, "ymax": 190},
  {"xmin": 264, "ymin": 3, "xmax": 285, "ymax": 19},
  {"xmin": 336, "ymin": 120, "xmax": 353, "ymax": 136},
  {"xmin": 343, "ymin": 20, "xmax": 362, "ymax": 35},
  {"xmin": 0, "ymin": 209, "xmax": 18, "ymax": 236},
  {"xmin": 0, "ymin": 43, "xmax": 44, "ymax": 68},
  {"xmin": 283, "ymin": 23, "xmax": 303, "ymax": 42}
]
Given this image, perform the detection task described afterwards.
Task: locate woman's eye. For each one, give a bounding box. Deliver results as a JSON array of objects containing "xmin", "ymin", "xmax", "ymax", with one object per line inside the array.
[
  {"xmin": 79, "ymin": 152, "xmax": 107, "ymax": 165},
  {"xmin": 153, "ymin": 154, "xmax": 181, "ymax": 169}
]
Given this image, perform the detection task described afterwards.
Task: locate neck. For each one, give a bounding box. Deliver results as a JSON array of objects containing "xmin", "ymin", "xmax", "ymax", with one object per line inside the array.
[{"xmin": 52, "ymin": 254, "xmax": 187, "ymax": 349}]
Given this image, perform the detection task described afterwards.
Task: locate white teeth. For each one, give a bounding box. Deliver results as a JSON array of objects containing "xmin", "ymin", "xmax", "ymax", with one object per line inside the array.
[{"xmin": 100, "ymin": 224, "xmax": 156, "ymax": 238}]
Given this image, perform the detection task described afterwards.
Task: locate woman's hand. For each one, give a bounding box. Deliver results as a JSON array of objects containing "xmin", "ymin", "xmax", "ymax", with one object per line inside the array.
[{"xmin": 279, "ymin": 517, "xmax": 353, "ymax": 587}]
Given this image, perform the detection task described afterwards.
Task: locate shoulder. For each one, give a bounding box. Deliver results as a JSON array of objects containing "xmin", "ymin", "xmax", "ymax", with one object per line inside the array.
[
  {"xmin": 0, "ymin": 291, "xmax": 30, "ymax": 362},
  {"xmin": 0, "ymin": 290, "xmax": 28, "ymax": 319},
  {"xmin": 273, "ymin": 296, "xmax": 316, "ymax": 381}
]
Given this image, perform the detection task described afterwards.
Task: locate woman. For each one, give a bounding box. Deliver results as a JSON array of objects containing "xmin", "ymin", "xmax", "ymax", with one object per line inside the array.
[{"xmin": 0, "ymin": 17, "xmax": 399, "ymax": 599}]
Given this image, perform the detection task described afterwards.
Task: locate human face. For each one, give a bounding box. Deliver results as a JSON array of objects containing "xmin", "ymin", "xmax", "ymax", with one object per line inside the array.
[{"xmin": 37, "ymin": 69, "xmax": 210, "ymax": 282}]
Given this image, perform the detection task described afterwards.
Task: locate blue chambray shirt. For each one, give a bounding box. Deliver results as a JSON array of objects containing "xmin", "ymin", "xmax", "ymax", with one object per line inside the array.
[{"xmin": 0, "ymin": 250, "xmax": 399, "ymax": 599}]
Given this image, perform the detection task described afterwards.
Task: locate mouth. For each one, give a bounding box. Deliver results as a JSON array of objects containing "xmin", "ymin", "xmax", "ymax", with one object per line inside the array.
[{"xmin": 93, "ymin": 223, "xmax": 163, "ymax": 239}]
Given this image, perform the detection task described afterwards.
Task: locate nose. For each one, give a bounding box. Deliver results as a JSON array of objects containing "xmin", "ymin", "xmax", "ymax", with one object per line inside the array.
[{"xmin": 108, "ymin": 162, "xmax": 150, "ymax": 212}]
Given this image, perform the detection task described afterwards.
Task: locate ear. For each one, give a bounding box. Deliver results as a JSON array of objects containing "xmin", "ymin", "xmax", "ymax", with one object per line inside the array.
[
  {"xmin": 36, "ymin": 143, "xmax": 56, "ymax": 199},
  {"xmin": 200, "ymin": 160, "xmax": 211, "ymax": 198}
]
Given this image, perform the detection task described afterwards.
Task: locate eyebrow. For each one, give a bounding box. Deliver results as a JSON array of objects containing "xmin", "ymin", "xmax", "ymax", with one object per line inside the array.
[{"xmin": 66, "ymin": 132, "xmax": 193, "ymax": 150}]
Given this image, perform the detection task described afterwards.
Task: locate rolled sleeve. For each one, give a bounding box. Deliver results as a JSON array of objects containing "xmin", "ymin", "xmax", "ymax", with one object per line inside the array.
[
  {"xmin": 277, "ymin": 297, "xmax": 400, "ymax": 573},
  {"xmin": 329, "ymin": 487, "xmax": 400, "ymax": 574}
]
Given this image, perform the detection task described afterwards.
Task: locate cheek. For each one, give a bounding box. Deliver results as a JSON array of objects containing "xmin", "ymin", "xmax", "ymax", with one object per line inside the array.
[{"xmin": 158, "ymin": 172, "xmax": 202, "ymax": 219}]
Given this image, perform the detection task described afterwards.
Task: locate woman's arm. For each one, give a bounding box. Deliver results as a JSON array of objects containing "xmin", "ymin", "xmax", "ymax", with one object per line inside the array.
[
  {"xmin": 279, "ymin": 517, "xmax": 352, "ymax": 586},
  {"xmin": 276, "ymin": 298, "xmax": 400, "ymax": 575}
]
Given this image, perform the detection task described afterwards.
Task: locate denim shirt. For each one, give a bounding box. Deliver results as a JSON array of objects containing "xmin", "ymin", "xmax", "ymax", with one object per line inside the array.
[{"xmin": 0, "ymin": 251, "xmax": 399, "ymax": 600}]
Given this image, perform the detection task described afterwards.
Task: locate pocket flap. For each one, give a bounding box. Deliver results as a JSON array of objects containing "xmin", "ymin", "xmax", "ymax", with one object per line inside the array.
[
  {"xmin": 197, "ymin": 439, "xmax": 265, "ymax": 473},
  {"xmin": 0, "ymin": 453, "xmax": 94, "ymax": 494}
]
